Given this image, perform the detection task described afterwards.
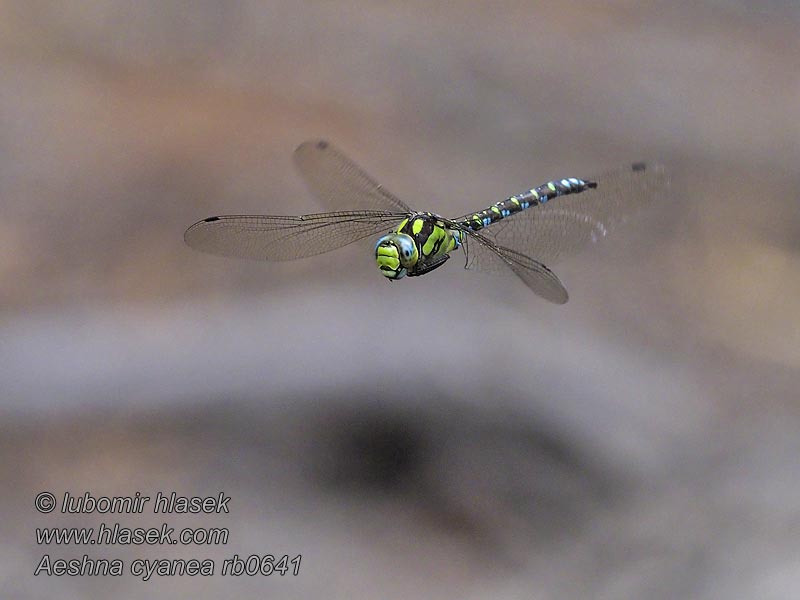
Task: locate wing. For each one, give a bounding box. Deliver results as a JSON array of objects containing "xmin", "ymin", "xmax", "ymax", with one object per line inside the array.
[
  {"xmin": 462, "ymin": 232, "xmax": 569, "ymax": 304},
  {"xmin": 293, "ymin": 140, "xmax": 414, "ymax": 213},
  {"xmin": 462, "ymin": 163, "xmax": 668, "ymax": 265},
  {"xmin": 184, "ymin": 210, "xmax": 405, "ymax": 261}
]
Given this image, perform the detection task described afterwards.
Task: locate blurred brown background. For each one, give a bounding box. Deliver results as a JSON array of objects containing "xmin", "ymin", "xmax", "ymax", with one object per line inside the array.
[{"xmin": 1, "ymin": 1, "xmax": 799, "ymax": 598}]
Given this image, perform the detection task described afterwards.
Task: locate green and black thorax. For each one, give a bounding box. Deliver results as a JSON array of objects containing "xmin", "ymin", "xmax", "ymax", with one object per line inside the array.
[{"xmin": 375, "ymin": 212, "xmax": 464, "ymax": 280}]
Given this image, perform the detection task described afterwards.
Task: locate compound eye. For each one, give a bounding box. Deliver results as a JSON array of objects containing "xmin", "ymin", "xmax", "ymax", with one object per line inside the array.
[{"xmin": 397, "ymin": 236, "xmax": 415, "ymax": 261}]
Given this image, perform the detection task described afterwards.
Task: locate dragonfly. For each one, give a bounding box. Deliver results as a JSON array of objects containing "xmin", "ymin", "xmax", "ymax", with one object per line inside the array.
[{"xmin": 184, "ymin": 140, "xmax": 667, "ymax": 304}]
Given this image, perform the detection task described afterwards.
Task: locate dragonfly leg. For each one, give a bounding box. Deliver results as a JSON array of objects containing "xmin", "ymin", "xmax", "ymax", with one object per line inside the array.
[{"xmin": 408, "ymin": 254, "xmax": 450, "ymax": 277}]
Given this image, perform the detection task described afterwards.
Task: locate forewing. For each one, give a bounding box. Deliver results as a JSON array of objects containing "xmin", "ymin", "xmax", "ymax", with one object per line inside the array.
[
  {"xmin": 184, "ymin": 210, "xmax": 404, "ymax": 261},
  {"xmin": 463, "ymin": 232, "xmax": 569, "ymax": 304},
  {"xmin": 293, "ymin": 140, "xmax": 413, "ymax": 213},
  {"xmin": 470, "ymin": 163, "xmax": 668, "ymax": 264}
]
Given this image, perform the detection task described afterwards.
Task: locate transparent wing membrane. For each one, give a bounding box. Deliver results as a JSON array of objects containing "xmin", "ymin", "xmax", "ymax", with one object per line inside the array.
[
  {"xmin": 462, "ymin": 163, "xmax": 668, "ymax": 265},
  {"xmin": 293, "ymin": 140, "xmax": 413, "ymax": 213},
  {"xmin": 462, "ymin": 233, "xmax": 569, "ymax": 304},
  {"xmin": 184, "ymin": 210, "xmax": 404, "ymax": 261}
]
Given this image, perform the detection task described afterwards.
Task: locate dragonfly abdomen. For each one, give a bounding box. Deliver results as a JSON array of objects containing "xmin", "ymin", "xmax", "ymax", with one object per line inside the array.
[{"xmin": 462, "ymin": 176, "xmax": 597, "ymax": 232}]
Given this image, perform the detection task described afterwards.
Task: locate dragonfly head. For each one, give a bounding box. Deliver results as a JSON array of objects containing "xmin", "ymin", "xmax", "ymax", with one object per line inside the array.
[{"xmin": 375, "ymin": 233, "xmax": 418, "ymax": 280}]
